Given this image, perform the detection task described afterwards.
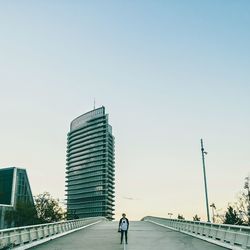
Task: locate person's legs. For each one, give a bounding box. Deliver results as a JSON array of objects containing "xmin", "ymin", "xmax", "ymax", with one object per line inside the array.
[
  {"xmin": 120, "ymin": 230, "xmax": 124, "ymax": 243},
  {"xmin": 125, "ymin": 230, "xmax": 128, "ymax": 244}
]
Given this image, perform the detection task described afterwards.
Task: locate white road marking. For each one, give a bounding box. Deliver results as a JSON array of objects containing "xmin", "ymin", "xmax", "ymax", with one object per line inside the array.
[{"xmin": 123, "ymin": 240, "xmax": 126, "ymax": 250}]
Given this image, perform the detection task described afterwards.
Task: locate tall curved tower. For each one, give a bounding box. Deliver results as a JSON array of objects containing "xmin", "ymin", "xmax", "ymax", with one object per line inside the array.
[{"xmin": 66, "ymin": 106, "xmax": 115, "ymax": 220}]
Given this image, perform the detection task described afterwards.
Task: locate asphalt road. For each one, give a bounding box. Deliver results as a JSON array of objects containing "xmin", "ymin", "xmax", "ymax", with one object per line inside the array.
[{"xmin": 31, "ymin": 221, "xmax": 228, "ymax": 250}]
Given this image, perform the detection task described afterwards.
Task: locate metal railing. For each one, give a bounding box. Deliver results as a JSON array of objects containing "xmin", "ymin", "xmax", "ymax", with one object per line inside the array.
[
  {"xmin": 143, "ymin": 216, "xmax": 250, "ymax": 250},
  {"xmin": 0, "ymin": 217, "xmax": 106, "ymax": 249}
]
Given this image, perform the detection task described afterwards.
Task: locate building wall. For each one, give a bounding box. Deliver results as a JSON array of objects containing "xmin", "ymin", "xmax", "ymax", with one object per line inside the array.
[
  {"xmin": 16, "ymin": 169, "xmax": 34, "ymax": 205},
  {"xmin": 0, "ymin": 168, "xmax": 14, "ymax": 205},
  {"xmin": 66, "ymin": 107, "xmax": 115, "ymax": 220},
  {"xmin": 0, "ymin": 167, "xmax": 34, "ymax": 229}
]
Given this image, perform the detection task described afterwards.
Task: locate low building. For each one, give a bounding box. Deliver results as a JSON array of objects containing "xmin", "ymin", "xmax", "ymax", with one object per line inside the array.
[{"xmin": 0, "ymin": 167, "xmax": 34, "ymax": 229}]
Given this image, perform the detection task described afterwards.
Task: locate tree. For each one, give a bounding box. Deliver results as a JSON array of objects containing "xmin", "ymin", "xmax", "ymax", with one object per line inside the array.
[
  {"xmin": 177, "ymin": 214, "xmax": 185, "ymax": 220},
  {"xmin": 193, "ymin": 214, "xmax": 201, "ymax": 221},
  {"xmin": 227, "ymin": 176, "xmax": 250, "ymax": 226},
  {"xmin": 232, "ymin": 192, "xmax": 249, "ymax": 224},
  {"xmin": 223, "ymin": 206, "xmax": 243, "ymax": 225},
  {"xmin": 3, "ymin": 192, "xmax": 65, "ymax": 228},
  {"xmin": 243, "ymin": 176, "xmax": 250, "ymax": 224},
  {"xmin": 35, "ymin": 192, "xmax": 66, "ymax": 223},
  {"xmin": 4, "ymin": 201, "xmax": 37, "ymax": 227}
]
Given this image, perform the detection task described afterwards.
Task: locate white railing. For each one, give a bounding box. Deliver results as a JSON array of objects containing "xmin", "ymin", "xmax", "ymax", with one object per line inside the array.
[
  {"xmin": 0, "ymin": 217, "xmax": 106, "ymax": 249},
  {"xmin": 143, "ymin": 216, "xmax": 250, "ymax": 250}
]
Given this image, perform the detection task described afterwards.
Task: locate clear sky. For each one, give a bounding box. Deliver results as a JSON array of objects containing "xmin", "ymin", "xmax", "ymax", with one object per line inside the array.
[{"xmin": 0, "ymin": 1, "xmax": 249, "ymax": 221}]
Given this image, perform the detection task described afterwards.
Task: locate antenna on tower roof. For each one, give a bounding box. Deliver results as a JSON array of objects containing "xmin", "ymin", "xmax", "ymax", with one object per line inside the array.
[{"xmin": 93, "ymin": 98, "xmax": 96, "ymax": 110}]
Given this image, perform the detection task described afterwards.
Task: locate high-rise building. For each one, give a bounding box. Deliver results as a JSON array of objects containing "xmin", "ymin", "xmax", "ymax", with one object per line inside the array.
[
  {"xmin": 0, "ymin": 167, "xmax": 34, "ymax": 229},
  {"xmin": 66, "ymin": 106, "xmax": 115, "ymax": 220}
]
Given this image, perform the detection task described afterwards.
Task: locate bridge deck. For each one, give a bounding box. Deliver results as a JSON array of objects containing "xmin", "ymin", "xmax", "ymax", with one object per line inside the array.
[{"xmin": 31, "ymin": 221, "xmax": 227, "ymax": 250}]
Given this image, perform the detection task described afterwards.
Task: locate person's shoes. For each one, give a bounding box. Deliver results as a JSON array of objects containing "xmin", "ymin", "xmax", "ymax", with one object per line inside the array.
[
  {"xmin": 126, "ymin": 242, "xmax": 128, "ymax": 244},
  {"xmin": 120, "ymin": 242, "xmax": 122, "ymax": 244}
]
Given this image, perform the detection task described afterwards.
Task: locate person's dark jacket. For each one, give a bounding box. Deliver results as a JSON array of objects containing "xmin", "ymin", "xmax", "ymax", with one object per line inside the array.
[{"xmin": 119, "ymin": 217, "xmax": 129, "ymax": 231}]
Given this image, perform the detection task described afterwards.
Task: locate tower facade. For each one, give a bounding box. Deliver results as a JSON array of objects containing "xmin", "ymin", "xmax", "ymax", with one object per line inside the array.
[{"xmin": 66, "ymin": 107, "xmax": 115, "ymax": 220}]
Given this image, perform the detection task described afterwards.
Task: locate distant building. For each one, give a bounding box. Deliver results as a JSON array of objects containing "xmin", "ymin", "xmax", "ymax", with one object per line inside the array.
[
  {"xmin": 66, "ymin": 106, "xmax": 115, "ymax": 220},
  {"xmin": 0, "ymin": 167, "xmax": 34, "ymax": 229}
]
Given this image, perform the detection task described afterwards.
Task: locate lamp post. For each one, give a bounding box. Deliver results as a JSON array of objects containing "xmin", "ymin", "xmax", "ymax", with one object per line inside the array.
[
  {"xmin": 200, "ymin": 139, "xmax": 211, "ymax": 223},
  {"xmin": 210, "ymin": 203, "xmax": 216, "ymax": 223}
]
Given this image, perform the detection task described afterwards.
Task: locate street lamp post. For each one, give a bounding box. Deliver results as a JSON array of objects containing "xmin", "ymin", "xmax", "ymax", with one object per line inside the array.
[
  {"xmin": 210, "ymin": 203, "xmax": 216, "ymax": 223},
  {"xmin": 200, "ymin": 139, "xmax": 211, "ymax": 223}
]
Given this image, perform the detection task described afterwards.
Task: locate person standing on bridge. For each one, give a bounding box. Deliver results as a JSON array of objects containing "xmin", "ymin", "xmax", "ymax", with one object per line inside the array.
[{"xmin": 119, "ymin": 213, "xmax": 129, "ymax": 244}]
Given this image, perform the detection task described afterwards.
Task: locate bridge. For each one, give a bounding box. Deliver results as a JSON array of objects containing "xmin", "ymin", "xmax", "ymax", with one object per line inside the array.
[
  {"xmin": 1, "ymin": 216, "xmax": 249, "ymax": 249},
  {"xmin": 28, "ymin": 221, "xmax": 225, "ymax": 250}
]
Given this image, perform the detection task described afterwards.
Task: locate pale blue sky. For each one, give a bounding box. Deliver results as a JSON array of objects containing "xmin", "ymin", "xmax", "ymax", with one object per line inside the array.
[{"xmin": 0, "ymin": 1, "xmax": 250, "ymax": 220}]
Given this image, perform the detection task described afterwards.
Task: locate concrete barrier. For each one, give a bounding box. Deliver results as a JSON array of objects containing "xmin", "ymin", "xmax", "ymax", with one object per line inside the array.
[
  {"xmin": 143, "ymin": 216, "xmax": 250, "ymax": 250},
  {"xmin": 0, "ymin": 217, "xmax": 106, "ymax": 249}
]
